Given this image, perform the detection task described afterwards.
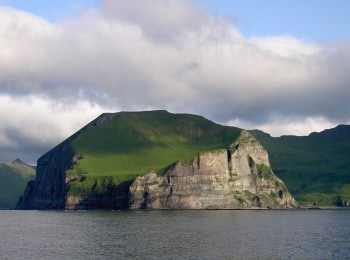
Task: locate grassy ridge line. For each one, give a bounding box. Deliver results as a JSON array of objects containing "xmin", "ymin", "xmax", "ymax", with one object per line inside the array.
[{"xmin": 66, "ymin": 111, "xmax": 241, "ymax": 195}]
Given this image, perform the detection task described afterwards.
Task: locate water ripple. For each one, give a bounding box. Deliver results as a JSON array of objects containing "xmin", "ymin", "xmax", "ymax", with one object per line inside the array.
[{"xmin": 0, "ymin": 209, "xmax": 349, "ymax": 259}]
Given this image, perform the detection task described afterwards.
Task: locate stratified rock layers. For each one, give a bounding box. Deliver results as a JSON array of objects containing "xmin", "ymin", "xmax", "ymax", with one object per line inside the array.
[{"xmin": 129, "ymin": 131, "xmax": 297, "ymax": 209}]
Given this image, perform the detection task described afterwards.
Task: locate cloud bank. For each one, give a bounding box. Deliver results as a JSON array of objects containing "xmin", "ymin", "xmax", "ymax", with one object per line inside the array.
[{"xmin": 1, "ymin": 0, "xmax": 350, "ymax": 163}]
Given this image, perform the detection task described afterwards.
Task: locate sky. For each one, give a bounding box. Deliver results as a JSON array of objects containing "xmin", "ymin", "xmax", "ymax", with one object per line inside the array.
[{"xmin": 0, "ymin": 0, "xmax": 350, "ymax": 164}]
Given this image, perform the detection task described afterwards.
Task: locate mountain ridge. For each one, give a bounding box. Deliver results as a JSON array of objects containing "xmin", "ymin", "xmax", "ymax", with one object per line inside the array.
[
  {"xmin": 249, "ymin": 124, "xmax": 350, "ymax": 207},
  {"xmin": 17, "ymin": 110, "xmax": 297, "ymax": 210},
  {"xmin": 10, "ymin": 110, "xmax": 350, "ymax": 209}
]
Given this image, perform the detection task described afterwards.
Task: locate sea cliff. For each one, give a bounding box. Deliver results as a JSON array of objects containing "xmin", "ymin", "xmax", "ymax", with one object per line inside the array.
[
  {"xmin": 129, "ymin": 131, "xmax": 297, "ymax": 209},
  {"xmin": 17, "ymin": 111, "xmax": 297, "ymax": 210}
]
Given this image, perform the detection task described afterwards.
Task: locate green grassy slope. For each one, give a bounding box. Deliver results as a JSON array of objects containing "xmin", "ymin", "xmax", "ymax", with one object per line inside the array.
[
  {"xmin": 250, "ymin": 125, "xmax": 350, "ymax": 207},
  {"xmin": 66, "ymin": 110, "xmax": 241, "ymax": 195},
  {"xmin": 0, "ymin": 159, "xmax": 35, "ymax": 208}
]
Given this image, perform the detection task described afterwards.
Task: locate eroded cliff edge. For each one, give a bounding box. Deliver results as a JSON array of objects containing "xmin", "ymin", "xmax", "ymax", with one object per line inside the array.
[{"xmin": 129, "ymin": 131, "xmax": 297, "ymax": 209}]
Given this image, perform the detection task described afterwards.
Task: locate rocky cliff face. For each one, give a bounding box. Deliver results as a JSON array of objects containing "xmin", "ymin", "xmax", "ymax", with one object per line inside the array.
[
  {"xmin": 129, "ymin": 131, "xmax": 297, "ymax": 209},
  {"xmin": 17, "ymin": 143, "xmax": 74, "ymax": 209}
]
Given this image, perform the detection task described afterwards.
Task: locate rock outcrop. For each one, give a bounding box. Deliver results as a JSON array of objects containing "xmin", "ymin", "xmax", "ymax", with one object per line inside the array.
[{"xmin": 129, "ymin": 131, "xmax": 297, "ymax": 209}]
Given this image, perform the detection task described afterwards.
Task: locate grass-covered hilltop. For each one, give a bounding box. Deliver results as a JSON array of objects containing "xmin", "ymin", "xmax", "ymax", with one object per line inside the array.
[
  {"xmin": 66, "ymin": 110, "xmax": 241, "ymax": 196},
  {"xmin": 16, "ymin": 110, "xmax": 349, "ymax": 209},
  {"xmin": 17, "ymin": 110, "xmax": 298, "ymax": 210},
  {"xmin": 250, "ymin": 125, "xmax": 350, "ymax": 207}
]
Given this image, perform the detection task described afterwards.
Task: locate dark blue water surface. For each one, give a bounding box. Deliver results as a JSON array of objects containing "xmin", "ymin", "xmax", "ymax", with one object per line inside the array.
[{"xmin": 0, "ymin": 209, "xmax": 349, "ymax": 259}]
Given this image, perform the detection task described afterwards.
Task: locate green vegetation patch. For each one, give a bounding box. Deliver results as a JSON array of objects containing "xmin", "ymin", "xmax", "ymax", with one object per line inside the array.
[
  {"xmin": 250, "ymin": 125, "xmax": 350, "ymax": 207},
  {"xmin": 234, "ymin": 195, "xmax": 247, "ymax": 205},
  {"xmin": 67, "ymin": 175, "xmax": 136, "ymax": 196},
  {"xmin": 0, "ymin": 161, "xmax": 35, "ymax": 208},
  {"xmin": 66, "ymin": 111, "xmax": 241, "ymax": 195},
  {"xmin": 256, "ymin": 164, "xmax": 273, "ymax": 179}
]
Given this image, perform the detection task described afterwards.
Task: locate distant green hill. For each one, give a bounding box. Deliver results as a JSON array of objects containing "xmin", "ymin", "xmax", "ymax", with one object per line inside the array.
[
  {"xmin": 250, "ymin": 125, "xmax": 350, "ymax": 207},
  {"xmin": 0, "ymin": 159, "xmax": 35, "ymax": 208}
]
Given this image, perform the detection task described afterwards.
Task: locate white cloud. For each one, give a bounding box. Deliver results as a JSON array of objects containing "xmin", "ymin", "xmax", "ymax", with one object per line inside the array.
[
  {"xmin": 226, "ymin": 114, "xmax": 338, "ymax": 137},
  {"xmin": 0, "ymin": 94, "xmax": 109, "ymax": 163},
  {"xmin": 0, "ymin": 94, "xmax": 109, "ymax": 143},
  {"xmin": 249, "ymin": 35, "xmax": 321, "ymax": 58},
  {"xmin": 0, "ymin": 1, "xmax": 350, "ymax": 163},
  {"xmin": 98, "ymin": 0, "xmax": 216, "ymax": 43}
]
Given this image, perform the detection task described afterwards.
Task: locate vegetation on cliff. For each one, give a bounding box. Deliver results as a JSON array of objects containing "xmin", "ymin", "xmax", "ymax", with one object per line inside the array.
[{"xmin": 65, "ymin": 110, "xmax": 241, "ymax": 197}]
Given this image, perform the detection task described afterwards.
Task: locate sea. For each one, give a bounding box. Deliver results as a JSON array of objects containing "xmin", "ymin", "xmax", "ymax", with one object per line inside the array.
[{"xmin": 0, "ymin": 209, "xmax": 349, "ymax": 260}]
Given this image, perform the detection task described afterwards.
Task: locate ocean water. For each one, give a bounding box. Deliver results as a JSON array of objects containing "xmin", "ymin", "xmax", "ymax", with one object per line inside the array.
[{"xmin": 0, "ymin": 209, "xmax": 349, "ymax": 259}]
